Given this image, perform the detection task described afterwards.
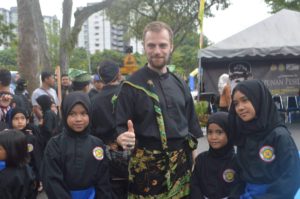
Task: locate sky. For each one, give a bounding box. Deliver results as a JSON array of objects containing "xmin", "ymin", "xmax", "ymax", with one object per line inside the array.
[{"xmin": 0, "ymin": 0, "xmax": 272, "ymax": 43}]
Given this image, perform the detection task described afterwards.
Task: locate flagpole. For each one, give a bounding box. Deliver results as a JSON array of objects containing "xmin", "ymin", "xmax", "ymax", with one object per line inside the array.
[{"xmin": 197, "ymin": 0, "xmax": 205, "ymax": 100}]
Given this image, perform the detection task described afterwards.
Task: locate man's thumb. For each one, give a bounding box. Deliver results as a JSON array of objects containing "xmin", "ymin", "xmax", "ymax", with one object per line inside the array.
[{"xmin": 127, "ymin": 120, "xmax": 134, "ymax": 133}]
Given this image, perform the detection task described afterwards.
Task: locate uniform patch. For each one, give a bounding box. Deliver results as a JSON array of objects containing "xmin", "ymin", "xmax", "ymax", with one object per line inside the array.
[
  {"xmin": 27, "ymin": 143, "xmax": 34, "ymax": 152},
  {"xmin": 223, "ymin": 169, "xmax": 235, "ymax": 183},
  {"xmin": 259, "ymin": 146, "xmax": 275, "ymax": 162},
  {"xmin": 93, "ymin": 147, "xmax": 104, "ymax": 160}
]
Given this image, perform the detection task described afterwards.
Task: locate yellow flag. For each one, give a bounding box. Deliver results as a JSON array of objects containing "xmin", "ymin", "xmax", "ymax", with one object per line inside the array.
[{"xmin": 198, "ymin": 0, "xmax": 205, "ymax": 34}]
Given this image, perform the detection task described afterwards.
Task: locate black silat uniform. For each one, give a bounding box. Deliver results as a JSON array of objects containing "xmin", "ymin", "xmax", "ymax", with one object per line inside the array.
[
  {"xmin": 8, "ymin": 107, "xmax": 42, "ymax": 192},
  {"xmin": 91, "ymin": 84, "xmax": 120, "ymax": 144},
  {"xmin": 116, "ymin": 65, "xmax": 202, "ymax": 197},
  {"xmin": 116, "ymin": 65, "xmax": 202, "ymax": 145},
  {"xmin": 0, "ymin": 164, "xmax": 35, "ymax": 199},
  {"xmin": 229, "ymin": 80, "xmax": 300, "ymax": 198},
  {"xmin": 41, "ymin": 92, "xmax": 112, "ymax": 199},
  {"xmin": 91, "ymin": 84, "xmax": 128, "ymax": 199},
  {"xmin": 191, "ymin": 112, "xmax": 240, "ymax": 199}
]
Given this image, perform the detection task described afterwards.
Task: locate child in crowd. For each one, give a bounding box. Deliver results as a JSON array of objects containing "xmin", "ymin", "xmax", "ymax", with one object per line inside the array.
[
  {"xmin": 191, "ymin": 112, "xmax": 240, "ymax": 199},
  {"xmin": 229, "ymin": 79, "xmax": 300, "ymax": 198},
  {"xmin": 0, "ymin": 129, "xmax": 35, "ymax": 198},
  {"xmin": 41, "ymin": 91, "xmax": 112, "ymax": 198},
  {"xmin": 8, "ymin": 107, "xmax": 42, "ymax": 196},
  {"xmin": 36, "ymin": 94, "xmax": 58, "ymax": 153}
]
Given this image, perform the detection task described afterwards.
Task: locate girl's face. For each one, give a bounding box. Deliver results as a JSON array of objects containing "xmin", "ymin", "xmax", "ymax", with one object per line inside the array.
[
  {"xmin": 233, "ymin": 90, "xmax": 256, "ymax": 122},
  {"xmin": 12, "ymin": 113, "xmax": 27, "ymax": 130},
  {"xmin": 207, "ymin": 123, "xmax": 228, "ymax": 149},
  {"xmin": 67, "ymin": 103, "xmax": 89, "ymax": 132},
  {"xmin": 0, "ymin": 145, "xmax": 6, "ymax": 161}
]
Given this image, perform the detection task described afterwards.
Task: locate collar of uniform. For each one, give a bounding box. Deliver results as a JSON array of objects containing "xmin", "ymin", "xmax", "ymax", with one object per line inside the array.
[{"xmin": 145, "ymin": 65, "xmax": 169, "ymax": 80}]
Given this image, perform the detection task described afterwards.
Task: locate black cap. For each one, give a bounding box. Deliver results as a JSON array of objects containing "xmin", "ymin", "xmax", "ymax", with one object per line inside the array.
[{"xmin": 98, "ymin": 60, "xmax": 120, "ymax": 84}]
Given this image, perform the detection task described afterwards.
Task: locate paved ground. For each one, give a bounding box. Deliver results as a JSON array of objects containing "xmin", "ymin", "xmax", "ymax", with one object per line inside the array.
[{"xmin": 38, "ymin": 122, "xmax": 300, "ymax": 199}]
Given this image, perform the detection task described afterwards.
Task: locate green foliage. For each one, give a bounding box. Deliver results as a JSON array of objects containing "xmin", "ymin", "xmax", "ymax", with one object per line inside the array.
[
  {"xmin": 133, "ymin": 52, "xmax": 147, "ymax": 67},
  {"xmin": 194, "ymin": 101, "xmax": 209, "ymax": 127},
  {"xmin": 69, "ymin": 48, "xmax": 89, "ymax": 71},
  {"xmin": 90, "ymin": 50, "xmax": 124, "ymax": 73},
  {"xmin": 45, "ymin": 19, "xmax": 60, "ymax": 67},
  {"xmin": 264, "ymin": 0, "xmax": 300, "ymax": 13},
  {"xmin": 194, "ymin": 101, "xmax": 209, "ymax": 116},
  {"xmin": 0, "ymin": 15, "xmax": 17, "ymax": 48},
  {"xmin": 0, "ymin": 47, "xmax": 17, "ymax": 70},
  {"xmin": 106, "ymin": 0, "xmax": 230, "ymax": 50},
  {"xmin": 170, "ymin": 32, "xmax": 211, "ymax": 76}
]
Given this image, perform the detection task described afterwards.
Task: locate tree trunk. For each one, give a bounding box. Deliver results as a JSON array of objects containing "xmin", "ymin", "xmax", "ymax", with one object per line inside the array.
[
  {"xmin": 32, "ymin": 0, "xmax": 52, "ymax": 71},
  {"xmin": 17, "ymin": 0, "xmax": 40, "ymax": 94},
  {"xmin": 59, "ymin": 0, "xmax": 72, "ymax": 74},
  {"xmin": 59, "ymin": 0, "xmax": 114, "ymax": 73}
]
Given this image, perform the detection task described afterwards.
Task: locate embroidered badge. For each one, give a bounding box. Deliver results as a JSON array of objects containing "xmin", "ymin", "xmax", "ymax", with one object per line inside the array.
[
  {"xmin": 93, "ymin": 147, "xmax": 104, "ymax": 160},
  {"xmin": 259, "ymin": 146, "xmax": 275, "ymax": 162},
  {"xmin": 223, "ymin": 169, "xmax": 235, "ymax": 183},
  {"xmin": 27, "ymin": 143, "xmax": 34, "ymax": 152}
]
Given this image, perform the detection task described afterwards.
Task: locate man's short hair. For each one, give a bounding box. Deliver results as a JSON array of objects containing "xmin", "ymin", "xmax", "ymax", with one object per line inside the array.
[
  {"xmin": 0, "ymin": 68, "xmax": 12, "ymax": 86},
  {"xmin": 143, "ymin": 21, "xmax": 173, "ymax": 43},
  {"xmin": 61, "ymin": 74, "xmax": 68, "ymax": 78},
  {"xmin": 41, "ymin": 71, "xmax": 53, "ymax": 82}
]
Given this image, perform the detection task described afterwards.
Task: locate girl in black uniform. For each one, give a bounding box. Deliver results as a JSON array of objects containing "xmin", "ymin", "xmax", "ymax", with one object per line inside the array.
[
  {"xmin": 36, "ymin": 94, "xmax": 58, "ymax": 154},
  {"xmin": 229, "ymin": 79, "xmax": 300, "ymax": 198},
  {"xmin": 191, "ymin": 112, "xmax": 240, "ymax": 199},
  {"xmin": 41, "ymin": 91, "xmax": 112, "ymax": 199},
  {"xmin": 8, "ymin": 107, "xmax": 42, "ymax": 197},
  {"xmin": 0, "ymin": 129, "xmax": 35, "ymax": 199}
]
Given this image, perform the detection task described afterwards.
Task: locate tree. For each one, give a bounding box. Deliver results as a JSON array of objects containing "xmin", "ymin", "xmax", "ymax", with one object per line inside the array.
[
  {"xmin": 264, "ymin": 0, "xmax": 300, "ymax": 13},
  {"xmin": 45, "ymin": 18, "xmax": 60, "ymax": 68},
  {"xmin": 69, "ymin": 47, "xmax": 89, "ymax": 71},
  {"xmin": 90, "ymin": 50, "xmax": 124, "ymax": 73},
  {"xmin": 106, "ymin": 0, "xmax": 230, "ymax": 51},
  {"xmin": 0, "ymin": 15, "xmax": 17, "ymax": 48},
  {"xmin": 59, "ymin": 0, "xmax": 115, "ymax": 73},
  {"xmin": 171, "ymin": 32, "xmax": 211, "ymax": 76},
  {"xmin": 0, "ymin": 47, "xmax": 17, "ymax": 70},
  {"xmin": 17, "ymin": 0, "xmax": 40, "ymax": 93}
]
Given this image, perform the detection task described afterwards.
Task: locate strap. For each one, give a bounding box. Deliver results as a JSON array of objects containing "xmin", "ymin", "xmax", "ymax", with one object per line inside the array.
[
  {"xmin": 39, "ymin": 87, "xmax": 55, "ymax": 102},
  {"xmin": 123, "ymin": 80, "xmax": 171, "ymax": 189}
]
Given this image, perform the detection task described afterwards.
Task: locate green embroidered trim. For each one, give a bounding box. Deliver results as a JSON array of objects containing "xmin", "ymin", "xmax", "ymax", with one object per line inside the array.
[
  {"xmin": 111, "ymin": 94, "xmax": 118, "ymax": 113},
  {"xmin": 124, "ymin": 80, "xmax": 170, "ymax": 190},
  {"xmin": 123, "ymin": 81, "xmax": 159, "ymax": 102}
]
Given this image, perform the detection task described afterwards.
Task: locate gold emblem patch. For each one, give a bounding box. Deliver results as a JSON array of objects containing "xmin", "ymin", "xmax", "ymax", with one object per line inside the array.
[
  {"xmin": 223, "ymin": 169, "xmax": 235, "ymax": 183},
  {"xmin": 93, "ymin": 146, "xmax": 104, "ymax": 160},
  {"xmin": 27, "ymin": 144, "xmax": 34, "ymax": 152},
  {"xmin": 259, "ymin": 146, "xmax": 275, "ymax": 162}
]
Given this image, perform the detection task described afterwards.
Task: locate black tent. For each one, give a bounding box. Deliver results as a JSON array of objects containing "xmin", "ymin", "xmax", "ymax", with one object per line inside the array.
[{"xmin": 201, "ymin": 9, "xmax": 300, "ymax": 96}]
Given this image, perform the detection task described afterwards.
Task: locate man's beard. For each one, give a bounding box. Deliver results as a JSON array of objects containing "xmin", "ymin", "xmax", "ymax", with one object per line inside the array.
[{"xmin": 148, "ymin": 55, "xmax": 170, "ymax": 70}]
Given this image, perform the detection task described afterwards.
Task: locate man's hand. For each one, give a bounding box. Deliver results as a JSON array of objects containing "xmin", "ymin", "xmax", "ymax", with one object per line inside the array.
[{"xmin": 116, "ymin": 120, "xmax": 135, "ymax": 150}]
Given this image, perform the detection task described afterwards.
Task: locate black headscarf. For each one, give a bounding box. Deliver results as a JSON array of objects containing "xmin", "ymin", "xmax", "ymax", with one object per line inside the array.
[
  {"xmin": 36, "ymin": 95, "xmax": 52, "ymax": 113},
  {"xmin": 207, "ymin": 112, "xmax": 234, "ymax": 158},
  {"xmin": 229, "ymin": 79, "xmax": 284, "ymax": 146},
  {"xmin": 62, "ymin": 91, "xmax": 91, "ymax": 136},
  {"xmin": 8, "ymin": 107, "xmax": 28, "ymax": 129}
]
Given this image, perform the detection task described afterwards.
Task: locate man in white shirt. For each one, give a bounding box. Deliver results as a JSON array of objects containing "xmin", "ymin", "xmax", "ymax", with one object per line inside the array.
[{"xmin": 31, "ymin": 71, "xmax": 59, "ymax": 124}]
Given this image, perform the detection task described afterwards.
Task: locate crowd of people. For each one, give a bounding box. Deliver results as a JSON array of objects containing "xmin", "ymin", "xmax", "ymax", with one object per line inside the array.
[{"xmin": 0, "ymin": 21, "xmax": 299, "ymax": 199}]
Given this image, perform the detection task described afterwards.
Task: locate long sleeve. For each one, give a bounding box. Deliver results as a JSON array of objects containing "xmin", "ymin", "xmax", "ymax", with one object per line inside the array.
[
  {"xmin": 256, "ymin": 134, "xmax": 300, "ymax": 199},
  {"xmin": 41, "ymin": 138, "xmax": 71, "ymax": 199},
  {"xmin": 95, "ymin": 151, "xmax": 112, "ymax": 199},
  {"xmin": 185, "ymin": 89, "xmax": 203, "ymax": 138},
  {"xmin": 190, "ymin": 163, "xmax": 205, "ymax": 199}
]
